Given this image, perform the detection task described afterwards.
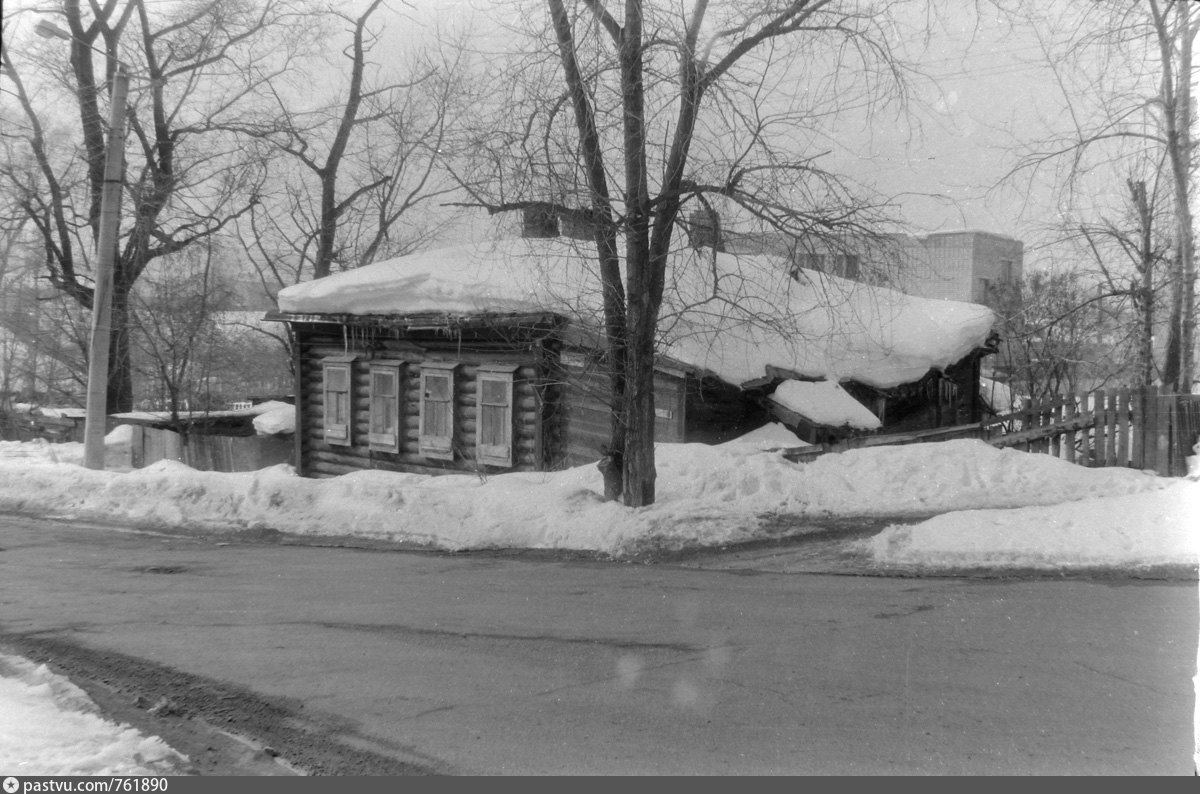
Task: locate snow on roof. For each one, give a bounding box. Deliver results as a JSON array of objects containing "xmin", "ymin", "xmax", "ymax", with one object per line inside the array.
[
  {"xmin": 770, "ymin": 379, "xmax": 882, "ymax": 430},
  {"xmin": 276, "ymin": 237, "xmax": 997, "ymax": 389},
  {"xmin": 32, "ymin": 407, "xmax": 87, "ymax": 419}
]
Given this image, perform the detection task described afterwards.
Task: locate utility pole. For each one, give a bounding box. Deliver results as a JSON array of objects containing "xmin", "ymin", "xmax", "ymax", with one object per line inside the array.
[{"xmin": 83, "ymin": 67, "xmax": 129, "ymax": 470}]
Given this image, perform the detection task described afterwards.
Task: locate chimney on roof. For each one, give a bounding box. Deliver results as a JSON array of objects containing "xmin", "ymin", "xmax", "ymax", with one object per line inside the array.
[
  {"xmin": 521, "ymin": 205, "xmax": 559, "ymax": 238},
  {"xmin": 686, "ymin": 206, "xmax": 724, "ymax": 252},
  {"xmin": 558, "ymin": 208, "xmax": 595, "ymax": 241}
]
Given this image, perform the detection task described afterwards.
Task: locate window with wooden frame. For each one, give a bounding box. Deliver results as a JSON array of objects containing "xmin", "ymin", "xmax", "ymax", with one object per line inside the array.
[
  {"xmin": 368, "ymin": 361, "xmax": 405, "ymax": 452},
  {"xmin": 476, "ymin": 364, "xmax": 518, "ymax": 467},
  {"xmin": 322, "ymin": 356, "xmax": 356, "ymax": 446},
  {"xmin": 419, "ymin": 362, "xmax": 457, "ymax": 460}
]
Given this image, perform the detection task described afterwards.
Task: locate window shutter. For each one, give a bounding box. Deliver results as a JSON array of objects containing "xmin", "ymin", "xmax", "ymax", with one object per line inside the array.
[
  {"xmin": 476, "ymin": 365, "xmax": 517, "ymax": 468},
  {"xmin": 322, "ymin": 359, "xmax": 355, "ymax": 446},
  {"xmin": 368, "ymin": 362, "xmax": 403, "ymax": 452},
  {"xmin": 419, "ymin": 363, "xmax": 457, "ymax": 460}
]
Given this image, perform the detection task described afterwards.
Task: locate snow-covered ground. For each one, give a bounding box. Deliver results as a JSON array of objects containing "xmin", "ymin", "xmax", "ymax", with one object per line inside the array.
[
  {"xmin": 0, "ymin": 426, "xmax": 1196, "ymax": 773},
  {"xmin": 0, "ymin": 652, "xmax": 186, "ymax": 775},
  {"xmin": 0, "ymin": 423, "xmax": 1195, "ymax": 565}
]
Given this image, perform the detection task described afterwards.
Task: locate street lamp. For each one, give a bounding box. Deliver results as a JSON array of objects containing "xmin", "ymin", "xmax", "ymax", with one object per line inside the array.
[{"xmin": 36, "ymin": 19, "xmax": 129, "ymax": 470}]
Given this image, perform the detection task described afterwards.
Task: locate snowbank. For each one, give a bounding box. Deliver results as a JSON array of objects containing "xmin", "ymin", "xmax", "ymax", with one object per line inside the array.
[
  {"xmin": 0, "ymin": 436, "xmax": 1191, "ymax": 569},
  {"xmin": 864, "ymin": 480, "xmax": 1200, "ymax": 571},
  {"xmin": 0, "ymin": 653, "xmax": 186, "ymax": 775}
]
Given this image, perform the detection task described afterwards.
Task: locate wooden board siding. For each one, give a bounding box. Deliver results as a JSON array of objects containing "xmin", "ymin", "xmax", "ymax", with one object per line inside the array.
[
  {"xmin": 559, "ymin": 352, "xmax": 693, "ymax": 466},
  {"xmin": 682, "ymin": 375, "xmax": 766, "ymax": 444},
  {"xmin": 293, "ymin": 323, "xmax": 555, "ymax": 478},
  {"xmin": 289, "ymin": 318, "xmax": 765, "ymax": 476},
  {"xmin": 838, "ymin": 352, "xmax": 986, "ymax": 437}
]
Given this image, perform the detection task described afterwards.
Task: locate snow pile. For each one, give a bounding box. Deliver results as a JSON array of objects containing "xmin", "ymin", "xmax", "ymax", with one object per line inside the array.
[
  {"xmin": 275, "ymin": 237, "xmax": 997, "ymax": 389},
  {"xmin": 33, "ymin": 407, "xmax": 87, "ymax": 419},
  {"xmin": 0, "ymin": 653, "xmax": 186, "ymax": 775},
  {"xmin": 252, "ymin": 402, "xmax": 295, "ymax": 436},
  {"xmin": 719, "ymin": 422, "xmax": 808, "ymax": 450},
  {"xmin": 865, "ymin": 481, "xmax": 1199, "ymax": 570},
  {"xmin": 0, "ymin": 435, "xmax": 1192, "ymax": 569},
  {"xmin": 0, "ymin": 427, "xmax": 131, "ymax": 472}
]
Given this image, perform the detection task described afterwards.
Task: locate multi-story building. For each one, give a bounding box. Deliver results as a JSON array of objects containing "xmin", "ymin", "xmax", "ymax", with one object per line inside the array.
[
  {"xmin": 892, "ymin": 231, "xmax": 1024, "ymax": 304},
  {"xmin": 686, "ymin": 209, "xmax": 1024, "ymax": 305}
]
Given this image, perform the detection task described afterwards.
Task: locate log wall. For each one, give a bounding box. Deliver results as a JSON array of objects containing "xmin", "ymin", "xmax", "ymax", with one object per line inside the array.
[{"xmin": 294, "ymin": 323, "xmax": 556, "ymax": 478}]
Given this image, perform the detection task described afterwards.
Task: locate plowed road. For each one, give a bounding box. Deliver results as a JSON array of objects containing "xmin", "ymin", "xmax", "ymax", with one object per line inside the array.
[{"xmin": 0, "ymin": 514, "xmax": 1195, "ymax": 775}]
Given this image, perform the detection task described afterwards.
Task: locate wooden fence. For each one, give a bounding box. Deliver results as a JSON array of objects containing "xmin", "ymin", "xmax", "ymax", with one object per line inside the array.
[
  {"xmin": 0, "ymin": 412, "xmax": 86, "ymax": 444},
  {"xmin": 783, "ymin": 385, "xmax": 1200, "ymax": 477},
  {"xmin": 127, "ymin": 425, "xmax": 293, "ymax": 472},
  {"xmin": 982, "ymin": 386, "xmax": 1200, "ymax": 477}
]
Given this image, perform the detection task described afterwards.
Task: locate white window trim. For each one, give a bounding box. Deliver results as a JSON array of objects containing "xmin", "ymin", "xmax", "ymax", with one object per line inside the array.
[
  {"xmin": 322, "ymin": 356, "xmax": 356, "ymax": 447},
  {"xmin": 476, "ymin": 364, "xmax": 518, "ymax": 468},
  {"xmin": 419, "ymin": 362, "xmax": 458, "ymax": 460},
  {"xmin": 367, "ymin": 360, "xmax": 405, "ymax": 453}
]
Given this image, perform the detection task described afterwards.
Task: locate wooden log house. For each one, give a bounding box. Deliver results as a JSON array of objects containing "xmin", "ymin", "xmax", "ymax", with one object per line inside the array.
[
  {"xmin": 270, "ymin": 310, "xmax": 765, "ymax": 478},
  {"xmin": 269, "ymin": 229, "xmax": 999, "ymax": 479}
]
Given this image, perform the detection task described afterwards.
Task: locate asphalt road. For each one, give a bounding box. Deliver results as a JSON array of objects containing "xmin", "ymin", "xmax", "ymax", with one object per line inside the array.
[{"xmin": 0, "ymin": 513, "xmax": 1195, "ymax": 775}]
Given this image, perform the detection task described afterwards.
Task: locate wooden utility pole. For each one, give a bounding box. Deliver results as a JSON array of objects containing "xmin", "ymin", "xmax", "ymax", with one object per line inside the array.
[{"xmin": 83, "ymin": 67, "xmax": 129, "ymax": 470}]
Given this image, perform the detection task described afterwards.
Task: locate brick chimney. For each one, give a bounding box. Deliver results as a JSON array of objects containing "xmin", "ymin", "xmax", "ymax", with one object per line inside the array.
[
  {"xmin": 686, "ymin": 206, "xmax": 723, "ymax": 251},
  {"xmin": 521, "ymin": 205, "xmax": 559, "ymax": 238},
  {"xmin": 558, "ymin": 209, "xmax": 595, "ymax": 241}
]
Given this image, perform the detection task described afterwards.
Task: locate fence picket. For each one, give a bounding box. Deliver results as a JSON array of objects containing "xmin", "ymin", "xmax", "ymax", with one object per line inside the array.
[
  {"xmin": 1098, "ymin": 389, "xmax": 1110, "ymax": 466},
  {"xmin": 1021, "ymin": 397, "xmax": 1033, "ymax": 453},
  {"xmin": 1132, "ymin": 386, "xmax": 1146, "ymax": 469},
  {"xmin": 1070, "ymin": 398, "xmax": 1080, "ymax": 467},
  {"xmin": 1035, "ymin": 399, "xmax": 1046, "ymax": 454},
  {"xmin": 1116, "ymin": 387, "xmax": 1130, "ymax": 467},
  {"xmin": 1048, "ymin": 397, "xmax": 1060, "ymax": 458},
  {"xmin": 1156, "ymin": 388, "xmax": 1171, "ymax": 476},
  {"xmin": 1078, "ymin": 390, "xmax": 1093, "ymax": 467},
  {"xmin": 1103, "ymin": 390, "xmax": 1117, "ymax": 465}
]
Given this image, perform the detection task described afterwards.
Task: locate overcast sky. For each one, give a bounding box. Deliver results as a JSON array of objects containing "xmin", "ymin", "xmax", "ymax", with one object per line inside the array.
[
  {"xmin": 2, "ymin": 0, "xmax": 1129, "ymax": 261},
  {"xmin": 385, "ymin": 1, "xmax": 1069, "ymax": 238}
]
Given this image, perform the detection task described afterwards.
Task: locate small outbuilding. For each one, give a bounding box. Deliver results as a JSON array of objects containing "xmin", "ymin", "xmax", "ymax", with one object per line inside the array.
[{"xmin": 268, "ymin": 233, "xmax": 998, "ymax": 478}]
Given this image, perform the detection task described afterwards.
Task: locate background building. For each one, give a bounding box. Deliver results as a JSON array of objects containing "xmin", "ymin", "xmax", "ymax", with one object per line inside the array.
[
  {"xmin": 686, "ymin": 210, "xmax": 1024, "ymax": 305},
  {"xmin": 893, "ymin": 231, "xmax": 1024, "ymax": 304}
]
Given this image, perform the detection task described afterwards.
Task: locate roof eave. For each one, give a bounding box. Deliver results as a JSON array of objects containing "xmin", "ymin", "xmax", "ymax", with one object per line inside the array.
[{"xmin": 264, "ymin": 309, "xmax": 568, "ymax": 331}]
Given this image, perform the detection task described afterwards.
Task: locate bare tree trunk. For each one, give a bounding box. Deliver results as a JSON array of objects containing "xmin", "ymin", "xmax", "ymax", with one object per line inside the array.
[
  {"xmin": 1172, "ymin": 4, "xmax": 1196, "ymax": 392},
  {"xmin": 619, "ymin": 0, "xmax": 658, "ymax": 508},
  {"xmin": 546, "ymin": 0, "xmax": 629, "ymax": 501},
  {"xmin": 1162, "ymin": 247, "xmax": 1184, "ymax": 388},
  {"xmin": 622, "ymin": 316, "xmax": 657, "ymax": 506},
  {"xmin": 1128, "ymin": 179, "xmax": 1157, "ymax": 386},
  {"xmin": 1151, "ymin": 0, "xmax": 1197, "ymax": 391}
]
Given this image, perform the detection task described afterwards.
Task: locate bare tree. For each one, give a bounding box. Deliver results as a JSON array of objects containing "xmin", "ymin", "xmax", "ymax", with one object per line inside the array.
[
  {"xmin": 0, "ymin": 0, "xmax": 319, "ymax": 413},
  {"xmin": 989, "ymin": 268, "xmax": 1139, "ymax": 401},
  {"xmin": 1002, "ymin": 0, "xmax": 1197, "ymax": 393},
  {"xmin": 231, "ymin": 0, "xmax": 470, "ymax": 286},
  {"xmin": 129, "ymin": 241, "xmax": 233, "ymax": 423},
  {"xmin": 0, "ymin": 153, "xmax": 90, "ymax": 411},
  {"xmin": 1072, "ymin": 171, "xmax": 1175, "ymax": 387},
  {"xmin": 452, "ymin": 0, "xmax": 912, "ymax": 506}
]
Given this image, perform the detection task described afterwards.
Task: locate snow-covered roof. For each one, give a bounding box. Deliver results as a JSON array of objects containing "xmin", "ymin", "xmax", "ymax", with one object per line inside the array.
[
  {"xmin": 275, "ymin": 237, "xmax": 997, "ymax": 390},
  {"xmin": 769, "ymin": 379, "xmax": 882, "ymax": 430}
]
